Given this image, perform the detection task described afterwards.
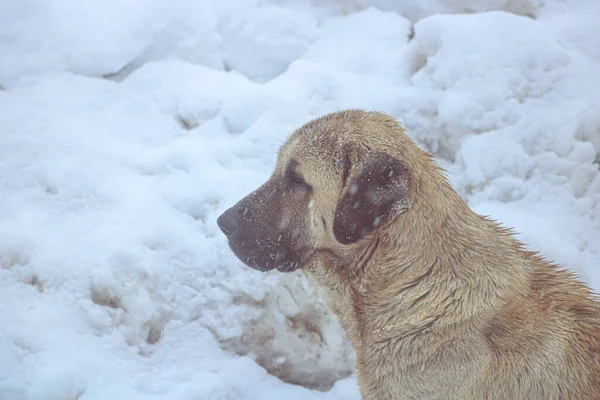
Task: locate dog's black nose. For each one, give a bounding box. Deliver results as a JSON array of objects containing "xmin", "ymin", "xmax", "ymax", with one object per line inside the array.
[{"xmin": 217, "ymin": 208, "xmax": 239, "ymax": 236}]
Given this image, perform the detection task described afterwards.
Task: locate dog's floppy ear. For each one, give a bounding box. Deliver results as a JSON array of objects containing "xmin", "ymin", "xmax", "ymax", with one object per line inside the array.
[{"xmin": 333, "ymin": 150, "xmax": 411, "ymax": 244}]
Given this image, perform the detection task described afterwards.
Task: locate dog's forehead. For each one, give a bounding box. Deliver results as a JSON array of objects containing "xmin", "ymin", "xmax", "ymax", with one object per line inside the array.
[
  {"xmin": 278, "ymin": 133, "xmax": 342, "ymax": 174},
  {"xmin": 284, "ymin": 129, "xmax": 342, "ymax": 159},
  {"xmin": 278, "ymin": 115, "xmax": 357, "ymax": 168}
]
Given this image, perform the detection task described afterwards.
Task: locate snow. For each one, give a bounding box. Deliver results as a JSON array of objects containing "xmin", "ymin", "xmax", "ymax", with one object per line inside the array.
[{"xmin": 1, "ymin": 0, "xmax": 599, "ymax": 399}]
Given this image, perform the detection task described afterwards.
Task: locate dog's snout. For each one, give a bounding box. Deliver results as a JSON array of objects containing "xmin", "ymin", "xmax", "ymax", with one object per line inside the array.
[{"xmin": 217, "ymin": 208, "xmax": 240, "ymax": 236}]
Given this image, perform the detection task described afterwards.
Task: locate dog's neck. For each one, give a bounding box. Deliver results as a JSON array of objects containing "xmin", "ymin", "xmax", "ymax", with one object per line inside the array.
[{"xmin": 305, "ymin": 167, "xmax": 531, "ymax": 352}]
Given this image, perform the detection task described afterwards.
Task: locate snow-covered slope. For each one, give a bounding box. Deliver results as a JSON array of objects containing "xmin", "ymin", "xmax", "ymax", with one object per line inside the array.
[{"xmin": 1, "ymin": 1, "xmax": 599, "ymax": 399}]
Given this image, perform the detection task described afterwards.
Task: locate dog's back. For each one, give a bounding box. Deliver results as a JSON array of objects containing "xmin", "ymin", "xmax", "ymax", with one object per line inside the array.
[
  {"xmin": 341, "ymin": 215, "xmax": 600, "ymax": 400},
  {"xmin": 478, "ymin": 254, "xmax": 600, "ymax": 399}
]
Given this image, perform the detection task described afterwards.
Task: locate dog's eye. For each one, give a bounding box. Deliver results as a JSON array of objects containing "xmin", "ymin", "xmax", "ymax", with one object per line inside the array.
[
  {"xmin": 290, "ymin": 171, "xmax": 306, "ymax": 186},
  {"xmin": 286, "ymin": 169, "xmax": 310, "ymax": 190}
]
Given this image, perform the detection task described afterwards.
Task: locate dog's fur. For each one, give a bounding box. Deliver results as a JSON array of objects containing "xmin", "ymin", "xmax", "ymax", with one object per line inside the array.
[{"xmin": 217, "ymin": 110, "xmax": 600, "ymax": 399}]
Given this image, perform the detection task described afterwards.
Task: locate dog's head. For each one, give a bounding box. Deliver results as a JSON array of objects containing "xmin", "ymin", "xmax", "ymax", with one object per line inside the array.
[{"xmin": 217, "ymin": 110, "xmax": 419, "ymax": 272}]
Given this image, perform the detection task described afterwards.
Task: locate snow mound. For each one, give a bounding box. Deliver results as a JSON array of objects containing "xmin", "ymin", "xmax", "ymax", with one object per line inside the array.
[
  {"xmin": 354, "ymin": 0, "xmax": 540, "ymax": 21},
  {"xmin": 0, "ymin": 0, "xmax": 222, "ymax": 88},
  {"xmin": 218, "ymin": 5, "xmax": 319, "ymax": 82}
]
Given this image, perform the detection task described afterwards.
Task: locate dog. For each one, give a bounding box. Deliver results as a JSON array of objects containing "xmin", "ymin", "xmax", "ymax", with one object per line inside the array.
[{"xmin": 217, "ymin": 110, "xmax": 600, "ymax": 399}]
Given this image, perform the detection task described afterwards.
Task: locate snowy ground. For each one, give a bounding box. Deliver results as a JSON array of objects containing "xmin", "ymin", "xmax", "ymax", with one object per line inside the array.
[{"xmin": 1, "ymin": 0, "xmax": 600, "ymax": 399}]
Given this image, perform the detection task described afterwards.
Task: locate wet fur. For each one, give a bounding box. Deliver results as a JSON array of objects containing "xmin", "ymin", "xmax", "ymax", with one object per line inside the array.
[{"xmin": 219, "ymin": 110, "xmax": 600, "ymax": 399}]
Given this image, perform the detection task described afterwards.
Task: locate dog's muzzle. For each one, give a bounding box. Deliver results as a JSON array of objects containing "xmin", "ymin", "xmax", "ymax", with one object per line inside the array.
[{"xmin": 217, "ymin": 206, "xmax": 301, "ymax": 272}]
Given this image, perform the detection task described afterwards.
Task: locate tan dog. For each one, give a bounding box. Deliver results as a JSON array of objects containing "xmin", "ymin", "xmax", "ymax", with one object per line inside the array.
[{"xmin": 217, "ymin": 110, "xmax": 600, "ymax": 399}]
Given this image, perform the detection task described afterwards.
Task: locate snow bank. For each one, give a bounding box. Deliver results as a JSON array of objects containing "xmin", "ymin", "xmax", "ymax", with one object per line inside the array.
[
  {"xmin": 0, "ymin": 0, "xmax": 222, "ymax": 88},
  {"xmin": 402, "ymin": 10, "xmax": 600, "ymax": 287},
  {"xmin": 353, "ymin": 0, "xmax": 541, "ymax": 21},
  {"xmin": 1, "ymin": 0, "xmax": 599, "ymax": 399}
]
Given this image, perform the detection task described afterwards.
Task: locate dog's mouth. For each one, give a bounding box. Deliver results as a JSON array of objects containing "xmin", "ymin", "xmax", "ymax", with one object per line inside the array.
[
  {"xmin": 227, "ymin": 240, "xmax": 304, "ymax": 273},
  {"xmin": 275, "ymin": 260, "xmax": 302, "ymax": 273}
]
